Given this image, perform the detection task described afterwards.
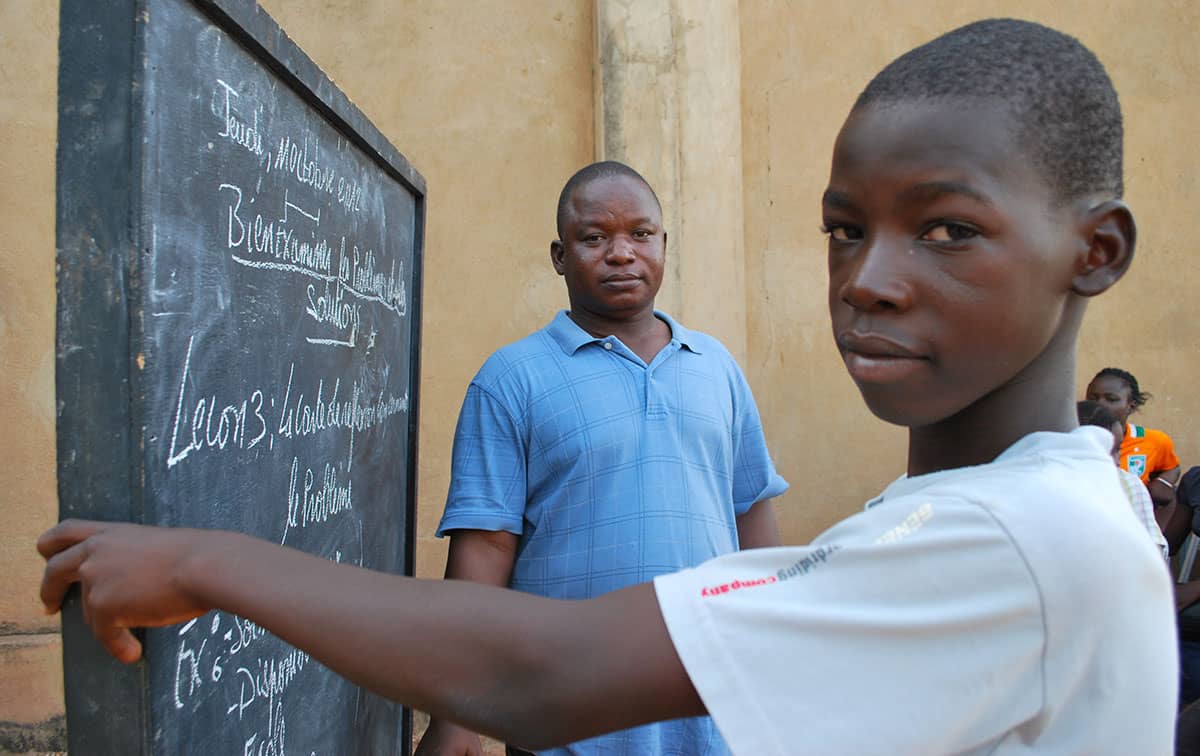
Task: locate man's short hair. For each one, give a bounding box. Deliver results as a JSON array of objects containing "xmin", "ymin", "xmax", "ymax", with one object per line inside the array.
[
  {"xmin": 556, "ymin": 161, "xmax": 661, "ymax": 238},
  {"xmin": 854, "ymin": 18, "xmax": 1124, "ymax": 203}
]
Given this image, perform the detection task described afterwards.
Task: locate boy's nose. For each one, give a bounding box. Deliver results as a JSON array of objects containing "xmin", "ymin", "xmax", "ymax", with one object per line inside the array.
[{"xmin": 837, "ymin": 239, "xmax": 915, "ymax": 313}]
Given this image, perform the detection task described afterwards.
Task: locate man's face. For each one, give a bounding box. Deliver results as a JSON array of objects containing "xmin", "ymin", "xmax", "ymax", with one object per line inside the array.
[
  {"xmin": 552, "ymin": 175, "xmax": 665, "ymax": 320},
  {"xmin": 1086, "ymin": 375, "xmax": 1134, "ymax": 426},
  {"xmin": 823, "ymin": 100, "xmax": 1082, "ymax": 428}
]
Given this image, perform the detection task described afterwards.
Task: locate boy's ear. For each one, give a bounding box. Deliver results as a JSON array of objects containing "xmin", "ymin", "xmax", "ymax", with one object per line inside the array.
[
  {"xmin": 1071, "ymin": 199, "xmax": 1136, "ymax": 297},
  {"xmin": 550, "ymin": 240, "xmax": 566, "ymax": 276}
]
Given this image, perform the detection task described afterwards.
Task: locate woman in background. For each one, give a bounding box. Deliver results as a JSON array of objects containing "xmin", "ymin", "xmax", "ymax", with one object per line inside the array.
[{"xmin": 1086, "ymin": 367, "xmax": 1182, "ymax": 512}]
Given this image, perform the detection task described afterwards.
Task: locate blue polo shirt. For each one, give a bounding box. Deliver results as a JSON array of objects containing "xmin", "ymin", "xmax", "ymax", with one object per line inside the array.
[
  {"xmin": 438, "ymin": 309, "xmax": 788, "ymax": 597},
  {"xmin": 437, "ymin": 311, "xmax": 787, "ymax": 754}
]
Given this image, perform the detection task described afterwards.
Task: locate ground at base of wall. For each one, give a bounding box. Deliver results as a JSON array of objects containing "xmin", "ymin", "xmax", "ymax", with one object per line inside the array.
[{"xmin": 0, "ymin": 714, "xmax": 66, "ymax": 754}]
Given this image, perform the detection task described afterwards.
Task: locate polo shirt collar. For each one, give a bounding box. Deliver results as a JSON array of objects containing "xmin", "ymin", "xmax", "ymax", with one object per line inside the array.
[
  {"xmin": 656, "ymin": 311, "xmax": 702, "ymax": 354},
  {"xmin": 546, "ymin": 310, "xmax": 703, "ymax": 355}
]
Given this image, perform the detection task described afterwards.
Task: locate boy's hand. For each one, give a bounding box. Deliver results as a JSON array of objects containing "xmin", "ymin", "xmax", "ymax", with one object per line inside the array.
[{"xmin": 37, "ymin": 519, "xmax": 214, "ymax": 664}]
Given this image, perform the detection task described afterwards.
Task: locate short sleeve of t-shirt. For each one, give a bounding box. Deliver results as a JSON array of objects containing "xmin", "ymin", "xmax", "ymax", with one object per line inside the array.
[
  {"xmin": 436, "ymin": 383, "xmax": 527, "ymax": 536},
  {"xmin": 653, "ymin": 495, "xmax": 1045, "ymax": 755},
  {"xmin": 728, "ymin": 365, "xmax": 789, "ymax": 514}
]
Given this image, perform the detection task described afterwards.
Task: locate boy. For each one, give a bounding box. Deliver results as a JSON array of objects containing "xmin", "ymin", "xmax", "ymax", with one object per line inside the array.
[
  {"xmin": 39, "ymin": 18, "xmax": 1177, "ymax": 754},
  {"xmin": 421, "ymin": 161, "xmax": 786, "ymax": 756}
]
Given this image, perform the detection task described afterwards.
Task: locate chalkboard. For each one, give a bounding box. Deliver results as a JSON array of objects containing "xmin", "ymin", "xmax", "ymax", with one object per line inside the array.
[{"xmin": 54, "ymin": 0, "xmax": 423, "ymax": 753}]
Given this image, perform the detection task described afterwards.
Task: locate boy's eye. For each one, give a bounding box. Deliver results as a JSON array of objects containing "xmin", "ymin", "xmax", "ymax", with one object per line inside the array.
[
  {"xmin": 633, "ymin": 229, "xmax": 650, "ymax": 238},
  {"xmin": 583, "ymin": 233, "xmax": 605, "ymax": 243},
  {"xmin": 821, "ymin": 223, "xmax": 862, "ymax": 241},
  {"xmin": 921, "ymin": 223, "xmax": 978, "ymax": 242}
]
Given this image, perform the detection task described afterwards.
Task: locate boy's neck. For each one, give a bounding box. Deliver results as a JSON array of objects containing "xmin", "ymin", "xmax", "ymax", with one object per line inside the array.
[{"xmin": 906, "ymin": 341, "xmax": 1079, "ymax": 477}]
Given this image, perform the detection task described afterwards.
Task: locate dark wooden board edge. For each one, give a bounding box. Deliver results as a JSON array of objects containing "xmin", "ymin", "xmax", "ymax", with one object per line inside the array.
[
  {"xmin": 400, "ymin": 185, "xmax": 426, "ymax": 756},
  {"xmin": 55, "ymin": 0, "xmax": 152, "ymax": 752}
]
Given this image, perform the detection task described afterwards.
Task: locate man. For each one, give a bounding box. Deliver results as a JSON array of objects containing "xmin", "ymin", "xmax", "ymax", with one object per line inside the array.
[{"xmin": 418, "ymin": 161, "xmax": 788, "ymax": 756}]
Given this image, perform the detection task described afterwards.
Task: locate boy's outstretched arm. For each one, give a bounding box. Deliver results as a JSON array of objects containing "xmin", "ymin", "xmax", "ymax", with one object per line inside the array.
[
  {"xmin": 38, "ymin": 520, "xmax": 705, "ymax": 749},
  {"xmin": 417, "ymin": 529, "xmax": 519, "ymax": 755}
]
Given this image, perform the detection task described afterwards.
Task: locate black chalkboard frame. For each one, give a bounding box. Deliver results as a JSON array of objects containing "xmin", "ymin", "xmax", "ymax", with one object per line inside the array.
[{"xmin": 54, "ymin": 0, "xmax": 424, "ymax": 752}]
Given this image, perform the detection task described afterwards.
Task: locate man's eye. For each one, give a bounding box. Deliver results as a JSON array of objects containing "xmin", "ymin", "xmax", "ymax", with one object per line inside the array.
[
  {"xmin": 922, "ymin": 223, "xmax": 978, "ymax": 242},
  {"xmin": 584, "ymin": 234, "xmax": 604, "ymax": 243},
  {"xmin": 633, "ymin": 230, "xmax": 651, "ymax": 238}
]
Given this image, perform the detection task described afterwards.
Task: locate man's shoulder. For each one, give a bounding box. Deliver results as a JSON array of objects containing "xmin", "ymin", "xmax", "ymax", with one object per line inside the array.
[
  {"xmin": 471, "ymin": 325, "xmax": 563, "ymax": 387},
  {"xmin": 689, "ymin": 330, "xmax": 737, "ymax": 361},
  {"xmin": 659, "ymin": 314, "xmax": 743, "ymax": 373}
]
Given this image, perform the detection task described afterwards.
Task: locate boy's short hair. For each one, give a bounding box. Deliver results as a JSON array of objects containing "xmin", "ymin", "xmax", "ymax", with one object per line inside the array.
[
  {"xmin": 1077, "ymin": 399, "xmax": 1120, "ymax": 429},
  {"xmin": 556, "ymin": 161, "xmax": 662, "ymax": 238},
  {"xmin": 854, "ymin": 18, "xmax": 1123, "ymax": 203}
]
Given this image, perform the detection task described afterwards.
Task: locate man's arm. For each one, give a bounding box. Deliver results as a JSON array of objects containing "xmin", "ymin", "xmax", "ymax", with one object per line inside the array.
[
  {"xmin": 735, "ymin": 499, "xmax": 782, "ymax": 548},
  {"xmin": 39, "ymin": 520, "xmax": 703, "ymax": 750},
  {"xmin": 725, "ymin": 360, "xmax": 789, "ymax": 539},
  {"xmin": 416, "ymin": 530, "xmax": 519, "ymax": 754},
  {"xmin": 444, "ymin": 530, "xmax": 519, "ymax": 585}
]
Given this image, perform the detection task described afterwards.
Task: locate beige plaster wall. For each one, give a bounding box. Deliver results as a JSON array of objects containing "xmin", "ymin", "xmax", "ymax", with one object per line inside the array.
[
  {"xmin": 740, "ymin": 1, "xmax": 1200, "ymax": 543},
  {"xmin": 0, "ymin": 0, "xmax": 67, "ymax": 749},
  {"xmin": 0, "ymin": 0, "xmax": 59, "ymax": 635},
  {"xmin": 0, "ymin": 0, "xmax": 593, "ymax": 747}
]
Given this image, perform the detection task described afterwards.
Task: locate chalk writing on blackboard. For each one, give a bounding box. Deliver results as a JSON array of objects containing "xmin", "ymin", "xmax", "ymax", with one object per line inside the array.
[{"xmin": 56, "ymin": 0, "xmax": 421, "ymax": 752}]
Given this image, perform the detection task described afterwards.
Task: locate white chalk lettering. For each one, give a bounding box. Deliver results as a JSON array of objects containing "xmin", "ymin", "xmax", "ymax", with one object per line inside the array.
[
  {"xmin": 213, "ymin": 80, "xmax": 265, "ymax": 157},
  {"xmin": 220, "ymin": 182, "xmax": 334, "ymax": 276},
  {"xmin": 166, "ymin": 337, "xmax": 269, "ymax": 470},
  {"xmin": 282, "ymin": 455, "xmax": 354, "ymax": 544}
]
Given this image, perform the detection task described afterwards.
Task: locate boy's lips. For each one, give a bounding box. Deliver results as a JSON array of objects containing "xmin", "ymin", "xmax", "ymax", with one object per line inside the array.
[{"xmin": 837, "ymin": 332, "xmax": 928, "ymax": 383}]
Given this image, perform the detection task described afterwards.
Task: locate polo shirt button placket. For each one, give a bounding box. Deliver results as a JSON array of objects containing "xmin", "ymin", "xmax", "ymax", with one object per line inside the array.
[{"xmin": 603, "ymin": 341, "xmax": 613, "ymax": 351}]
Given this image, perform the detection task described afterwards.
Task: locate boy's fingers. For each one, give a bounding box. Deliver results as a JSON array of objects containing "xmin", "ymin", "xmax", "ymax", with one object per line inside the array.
[
  {"xmin": 39, "ymin": 541, "xmax": 89, "ymax": 614},
  {"xmin": 91, "ymin": 617, "xmax": 143, "ymax": 664},
  {"xmin": 37, "ymin": 519, "xmax": 108, "ymax": 559},
  {"xmin": 111, "ymin": 631, "xmax": 143, "ymax": 664}
]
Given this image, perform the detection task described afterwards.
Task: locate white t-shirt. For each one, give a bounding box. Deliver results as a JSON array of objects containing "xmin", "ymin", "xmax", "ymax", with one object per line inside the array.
[{"xmin": 654, "ymin": 427, "xmax": 1177, "ymax": 755}]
